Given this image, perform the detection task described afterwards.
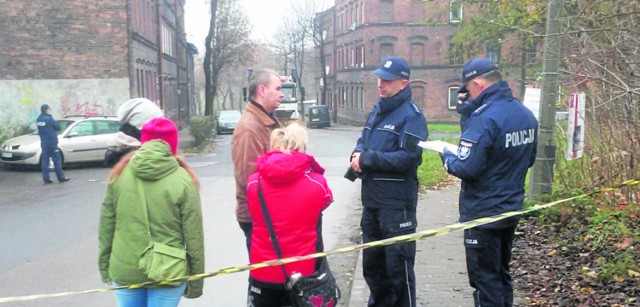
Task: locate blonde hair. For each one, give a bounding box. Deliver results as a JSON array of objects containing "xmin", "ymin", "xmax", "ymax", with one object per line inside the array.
[{"xmin": 270, "ymin": 123, "xmax": 308, "ymax": 153}]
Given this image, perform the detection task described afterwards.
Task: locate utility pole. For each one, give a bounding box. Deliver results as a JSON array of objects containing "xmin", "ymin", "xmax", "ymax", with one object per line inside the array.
[{"xmin": 529, "ymin": 0, "xmax": 563, "ymax": 197}]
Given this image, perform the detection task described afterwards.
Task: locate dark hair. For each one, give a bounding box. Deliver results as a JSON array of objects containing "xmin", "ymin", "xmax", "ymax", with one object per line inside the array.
[{"xmin": 248, "ymin": 69, "xmax": 280, "ymax": 98}]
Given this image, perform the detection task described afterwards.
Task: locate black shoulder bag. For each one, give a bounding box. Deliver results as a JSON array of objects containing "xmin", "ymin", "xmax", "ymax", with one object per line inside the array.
[{"xmin": 257, "ymin": 180, "xmax": 341, "ymax": 307}]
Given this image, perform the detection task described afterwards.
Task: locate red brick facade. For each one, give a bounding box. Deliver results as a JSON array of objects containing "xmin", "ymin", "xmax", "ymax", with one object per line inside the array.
[
  {"xmin": 315, "ymin": 0, "xmax": 501, "ymax": 124},
  {"xmin": 0, "ymin": 0, "xmax": 129, "ymax": 80},
  {"xmin": 0, "ymin": 0, "xmax": 196, "ymax": 127}
]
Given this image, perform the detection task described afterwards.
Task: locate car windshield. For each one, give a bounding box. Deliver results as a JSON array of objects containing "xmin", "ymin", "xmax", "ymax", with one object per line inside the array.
[
  {"xmin": 219, "ymin": 111, "xmax": 241, "ymax": 120},
  {"xmin": 31, "ymin": 119, "xmax": 75, "ymax": 135}
]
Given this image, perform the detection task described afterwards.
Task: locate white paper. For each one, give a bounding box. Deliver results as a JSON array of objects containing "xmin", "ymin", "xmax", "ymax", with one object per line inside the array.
[
  {"xmin": 418, "ymin": 140, "xmax": 458, "ymax": 154},
  {"xmin": 523, "ymin": 87, "xmax": 541, "ymax": 121}
]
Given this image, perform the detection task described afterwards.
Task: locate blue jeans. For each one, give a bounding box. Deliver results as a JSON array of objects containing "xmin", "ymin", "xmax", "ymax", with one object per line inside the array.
[
  {"xmin": 113, "ymin": 282, "xmax": 186, "ymax": 307},
  {"xmin": 40, "ymin": 145, "xmax": 65, "ymax": 182}
]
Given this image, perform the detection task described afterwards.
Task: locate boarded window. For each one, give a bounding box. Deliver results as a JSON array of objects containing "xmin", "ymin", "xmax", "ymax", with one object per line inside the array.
[
  {"xmin": 380, "ymin": 0, "xmax": 394, "ymax": 23},
  {"xmin": 410, "ymin": 43, "xmax": 424, "ymax": 66}
]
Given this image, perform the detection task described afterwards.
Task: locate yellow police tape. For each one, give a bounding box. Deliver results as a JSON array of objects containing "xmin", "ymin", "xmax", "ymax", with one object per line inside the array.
[{"xmin": 1, "ymin": 178, "xmax": 638, "ymax": 304}]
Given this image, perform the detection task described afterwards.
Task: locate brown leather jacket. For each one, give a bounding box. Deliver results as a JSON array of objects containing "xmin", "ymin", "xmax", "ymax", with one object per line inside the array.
[{"xmin": 232, "ymin": 102, "xmax": 280, "ymax": 223}]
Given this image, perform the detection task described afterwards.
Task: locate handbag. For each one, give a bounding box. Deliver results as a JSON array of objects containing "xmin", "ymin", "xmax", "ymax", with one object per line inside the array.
[
  {"xmin": 257, "ymin": 180, "xmax": 341, "ymax": 307},
  {"xmin": 136, "ymin": 180, "xmax": 187, "ymax": 286}
]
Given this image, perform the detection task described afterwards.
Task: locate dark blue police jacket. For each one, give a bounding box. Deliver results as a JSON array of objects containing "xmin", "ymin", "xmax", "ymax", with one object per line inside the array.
[
  {"xmin": 443, "ymin": 81, "xmax": 538, "ymax": 228},
  {"xmin": 354, "ymin": 86, "xmax": 429, "ymax": 209},
  {"xmin": 36, "ymin": 113, "xmax": 61, "ymax": 147}
]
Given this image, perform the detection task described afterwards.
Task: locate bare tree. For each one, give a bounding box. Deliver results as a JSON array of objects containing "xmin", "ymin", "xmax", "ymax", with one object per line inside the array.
[
  {"xmin": 273, "ymin": 0, "xmax": 325, "ymax": 94},
  {"xmin": 203, "ymin": 0, "xmax": 218, "ymax": 116},
  {"xmin": 203, "ymin": 0, "xmax": 252, "ymax": 116}
]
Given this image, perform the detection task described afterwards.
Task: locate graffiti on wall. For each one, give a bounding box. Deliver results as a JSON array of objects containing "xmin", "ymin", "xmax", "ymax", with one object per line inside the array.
[
  {"xmin": 72, "ymin": 101, "xmax": 106, "ymax": 116},
  {"xmin": 0, "ymin": 78, "xmax": 130, "ymax": 140}
]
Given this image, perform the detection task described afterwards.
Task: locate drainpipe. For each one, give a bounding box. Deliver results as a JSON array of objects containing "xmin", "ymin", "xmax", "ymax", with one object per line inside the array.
[{"xmin": 156, "ymin": 0, "xmax": 164, "ymax": 109}]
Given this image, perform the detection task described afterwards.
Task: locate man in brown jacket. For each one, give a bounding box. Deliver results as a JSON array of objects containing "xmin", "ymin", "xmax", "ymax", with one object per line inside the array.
[{"xmin": 232, "ymin": 68, "xmax": 283, "ymax": 251}]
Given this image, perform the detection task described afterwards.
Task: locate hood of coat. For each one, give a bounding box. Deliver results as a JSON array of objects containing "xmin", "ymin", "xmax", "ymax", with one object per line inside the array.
[
  {"xmin": 256, "ymin": 150, "xmax": 317, "ymax": 185},
  {"xmin": 129, "ymin": 140, "xmax": 179, "ymax": 181}
]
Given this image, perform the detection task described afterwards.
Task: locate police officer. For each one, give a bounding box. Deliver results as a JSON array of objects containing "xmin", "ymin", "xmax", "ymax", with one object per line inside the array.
[
  {"xmin": 348, "ymin": 56, "xmax": 428, "ymax": 307},
  {"xmin": 37, "ymin": 104, "xmax": 70, "ymax": 184},
  {"xmin": 441, "ymin": 58, "xmax": 538, "ymax": 306}
]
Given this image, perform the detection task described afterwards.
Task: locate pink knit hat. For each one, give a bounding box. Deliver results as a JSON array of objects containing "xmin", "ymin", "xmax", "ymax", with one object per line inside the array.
[{"xmin": 141, "ymin": 117, "xmax": 178, "ymax": 155}]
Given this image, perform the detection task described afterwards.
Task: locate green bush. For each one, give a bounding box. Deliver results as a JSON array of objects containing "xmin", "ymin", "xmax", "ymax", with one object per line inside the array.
[{"xmin": 188, "ymin": 116, "xmax": 215, "ymax": 147}]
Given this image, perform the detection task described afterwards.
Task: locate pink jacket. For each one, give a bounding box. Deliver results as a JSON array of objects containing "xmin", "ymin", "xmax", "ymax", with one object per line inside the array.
[{"xmin": 247, "ymin": 150, "xmax": 333, "ymax": 284}]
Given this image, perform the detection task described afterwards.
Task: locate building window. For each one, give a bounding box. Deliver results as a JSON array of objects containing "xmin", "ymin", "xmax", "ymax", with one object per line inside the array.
[
  {"xmin": 448, "ymin": 87, "xmax": 460, "ymax": 110},
  {"xmin": 487, "ymin": 45, "xmax": 500, "ymax": 63},
  {"xmin": 162, "ymin": 25, "xmax": 174, "ymax": 56},
  {"xmin": 380, "ymin": 0, "xmax": 394, "ymax": 23},
  {"xmin": 448, "ymin": 40, "xmax": 463, "ymax": 65},
  {"xmin": 450, "ymin": 1, "xmax": 462, "ymax": 23},
  {"xmin": 525, "ymin": 41, "xmax": 537, "ymax": 66},
  {"xmin": 380, "ymin": 43, "xmax": 394, "ymax": 61},
  {"xmin": 410, "ymin": 43, "xmax": 424, "ymax": 66}
]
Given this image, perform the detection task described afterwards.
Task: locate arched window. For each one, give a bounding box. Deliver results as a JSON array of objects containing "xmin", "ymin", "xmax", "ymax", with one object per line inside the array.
[{"xmin": 411, "ymin": 85, "xmax": 426, "ymax": 111}]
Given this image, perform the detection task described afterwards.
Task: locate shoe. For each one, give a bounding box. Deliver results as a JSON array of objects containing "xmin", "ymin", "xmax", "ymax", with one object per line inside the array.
[
  {"xmin": 44, "ymin": 180, "xmax": 53, "ymax": 184},
  {"xmin": 59, "ymin": 177, "xmax": 71, "ymax": 183}
]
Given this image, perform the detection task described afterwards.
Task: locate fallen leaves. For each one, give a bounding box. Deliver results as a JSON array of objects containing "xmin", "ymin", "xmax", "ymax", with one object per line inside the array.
[{"xmin": 512, "ymin": 218, "xmax": 640, "ymax": 305}]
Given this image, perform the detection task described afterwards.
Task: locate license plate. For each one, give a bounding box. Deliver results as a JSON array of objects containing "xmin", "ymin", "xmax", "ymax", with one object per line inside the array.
[
  {"xmin": 1, "ymin": 152, "xmax": 12, "ymax": 158},
  {"xmin": 312, "ymin": 119, "xmax": 319, "ymax": 122}
]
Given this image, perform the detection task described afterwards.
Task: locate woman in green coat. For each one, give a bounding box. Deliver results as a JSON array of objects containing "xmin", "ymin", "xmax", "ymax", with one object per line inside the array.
[{"xmin": 99, "ymin": 117, "xmax": 205, "ymax": 306}]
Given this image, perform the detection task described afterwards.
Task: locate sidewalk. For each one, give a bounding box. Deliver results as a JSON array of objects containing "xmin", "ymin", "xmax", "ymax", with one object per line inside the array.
[{"xmin": 348, "ymin": 182, "xmax": 475, "ymax": 306}]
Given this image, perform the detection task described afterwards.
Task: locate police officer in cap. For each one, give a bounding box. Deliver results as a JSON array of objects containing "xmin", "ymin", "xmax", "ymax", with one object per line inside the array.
[
  {"xmin": 348, "ymin": 56, "xmax": 428, "ymax": 307},
  {"xmin": 440, "ymin": 58, "xmax": 538, "ymax": 306},
  {"xmin": 37, "ymin": 104, "xmax": 70, "ymax": 184}
]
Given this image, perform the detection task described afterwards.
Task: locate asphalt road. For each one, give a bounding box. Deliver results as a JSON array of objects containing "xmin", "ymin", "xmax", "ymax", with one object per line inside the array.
[{"xmin": 0, "ymin": 124, "xmax": 363, "ymax": 306}]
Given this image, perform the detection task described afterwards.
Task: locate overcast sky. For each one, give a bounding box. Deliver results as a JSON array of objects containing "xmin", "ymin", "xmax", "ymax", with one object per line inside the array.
[{"xmin": 184, "ymin": 0, "xmax": 297, "ymax": 50}]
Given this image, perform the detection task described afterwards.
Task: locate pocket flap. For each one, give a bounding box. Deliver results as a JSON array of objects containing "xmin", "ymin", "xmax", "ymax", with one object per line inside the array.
[{"xmin": 153, "ymin": 242, "xmax": 186, "ymax": 259}]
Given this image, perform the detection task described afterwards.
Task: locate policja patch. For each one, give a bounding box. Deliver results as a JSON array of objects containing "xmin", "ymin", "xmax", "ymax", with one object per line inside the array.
[{"xmin": 457, "ymin": 140, "xmax": 473, "ymax": 160}]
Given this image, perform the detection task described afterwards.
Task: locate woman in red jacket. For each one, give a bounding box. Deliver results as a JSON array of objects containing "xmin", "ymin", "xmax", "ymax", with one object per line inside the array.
[{"xmin": 246, "ymin": 123, "xmax": 334, "ymax": 306}]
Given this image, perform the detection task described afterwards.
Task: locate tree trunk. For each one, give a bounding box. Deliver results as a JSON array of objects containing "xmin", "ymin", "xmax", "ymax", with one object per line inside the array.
[{"xmin": 204, "ymin": 0, "xmax": 218, "ymax": 116}]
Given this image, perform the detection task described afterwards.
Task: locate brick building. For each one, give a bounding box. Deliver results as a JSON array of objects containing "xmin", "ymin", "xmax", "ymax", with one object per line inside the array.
[
  {"xmin": 0, "ymin": 0, "xmax": 196, "ymax": 136},
  {"xmin": 315, "ymin": 0, "xmax": 506, "ymax": 124}
]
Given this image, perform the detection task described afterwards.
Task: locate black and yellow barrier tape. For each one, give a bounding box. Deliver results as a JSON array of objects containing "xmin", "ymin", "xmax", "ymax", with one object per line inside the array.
[{"xmin": 1, "ymin": 178, "xmax": 638, "ymax": 304}]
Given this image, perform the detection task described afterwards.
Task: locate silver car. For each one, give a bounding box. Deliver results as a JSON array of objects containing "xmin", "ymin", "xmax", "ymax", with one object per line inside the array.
[
  {"xmin": 216, "ymin": 110, "xmax": 242, "ymax": 134},
  {"xmin": 0, "ymin": 116, "xmax": 120, "ymax": 167}
]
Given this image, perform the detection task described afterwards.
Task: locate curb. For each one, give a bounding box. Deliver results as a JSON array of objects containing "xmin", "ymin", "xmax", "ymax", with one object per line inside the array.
[{"xmin": 347, "ymin": 250, "xmax": 368, "ymax": 306}]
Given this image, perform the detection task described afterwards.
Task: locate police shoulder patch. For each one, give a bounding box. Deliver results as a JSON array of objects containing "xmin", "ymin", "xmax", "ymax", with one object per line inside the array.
[{"xmin": 457, "ymin": 142, "xmax": 472, "ymax": 160}]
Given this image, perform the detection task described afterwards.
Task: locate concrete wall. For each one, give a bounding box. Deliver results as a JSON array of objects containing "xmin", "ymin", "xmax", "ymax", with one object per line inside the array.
[{"xmin": 0, "ymin": 79, "xmax": 130, "ymax": 138}]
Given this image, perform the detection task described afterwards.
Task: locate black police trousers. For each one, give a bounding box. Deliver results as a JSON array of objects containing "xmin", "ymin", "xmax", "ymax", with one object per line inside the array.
[
  {"xmin": 361, "ymin": 206, "xmax": 417, "ymax": 307},
  {"xmin": 464, "ymin": 226, "xmax": 517, "ymax": 307}
]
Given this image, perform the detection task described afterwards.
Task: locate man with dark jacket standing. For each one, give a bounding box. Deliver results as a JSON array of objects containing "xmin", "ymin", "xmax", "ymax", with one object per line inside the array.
[
  {"xmin": 232, "ymin": 68, "xmax": 283, "ymax": 252},
  {"xmin": 36, "ymin": 104, "xmax": 69, "ymax": 184},
  {"xmin": 441, "ymin": 58, "xmax": 538, "ymax": 306},
  {"xmin": 348, "ymin": 56, "xmax": 428, "ymax": 307}
]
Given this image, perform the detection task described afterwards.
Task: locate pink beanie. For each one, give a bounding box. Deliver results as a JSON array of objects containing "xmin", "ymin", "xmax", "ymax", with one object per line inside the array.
[{"xmin": 141, "ymin": 117, "xmax": 178, "ymax": 155}]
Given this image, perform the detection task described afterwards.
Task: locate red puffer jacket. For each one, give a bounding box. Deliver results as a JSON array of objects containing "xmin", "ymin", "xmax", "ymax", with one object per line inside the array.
[{"xmin": 247, "ymin": 150, "xmax": 333, "ymax": 284}]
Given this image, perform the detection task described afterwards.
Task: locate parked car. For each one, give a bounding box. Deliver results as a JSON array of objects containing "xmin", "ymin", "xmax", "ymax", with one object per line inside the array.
[
  {"xmin": 216, "ymin": 110, "xmax": 242, "ymax": 134},
  {"xmin": 0, "ymin": 116, "xmax": 120, "ymax": 167},
  {"xmin": 305, "ymin": 105, "xmax": 331, "ymax": 128}
]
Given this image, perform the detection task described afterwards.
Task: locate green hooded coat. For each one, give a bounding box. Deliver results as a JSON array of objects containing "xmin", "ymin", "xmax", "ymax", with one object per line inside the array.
[{"xmin": 99, "ymin": 140, "xmax": 204, "ymax": 298}]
